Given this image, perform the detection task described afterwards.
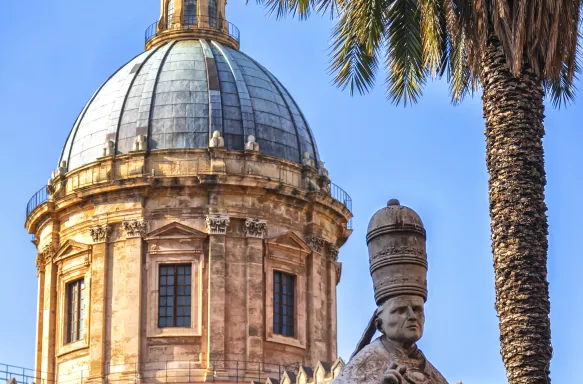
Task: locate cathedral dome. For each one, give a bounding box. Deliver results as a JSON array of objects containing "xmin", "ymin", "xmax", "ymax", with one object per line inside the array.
[{"xmin": 60, "ymin": 39, "xmax": 320, "ymax": 171}]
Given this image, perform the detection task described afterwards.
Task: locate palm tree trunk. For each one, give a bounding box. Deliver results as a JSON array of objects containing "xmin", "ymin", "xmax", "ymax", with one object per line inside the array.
[{"xmin": 481, "ymin": 35, "xmax": 552, "ymax": 384}]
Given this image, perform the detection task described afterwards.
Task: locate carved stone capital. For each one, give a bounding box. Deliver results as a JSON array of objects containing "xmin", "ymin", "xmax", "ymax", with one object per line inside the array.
[
  {"xmin": 244, "ymin": 219, "xmax": 268, "ymax": 238},
  {"xmin": 90, "ymin": 224, "xmax": 111, "ymax": 243},
  {"xmin": 41, "ymin": 244, "xmax": 55, "ymax": 263},
  {"xmin": 206, "ymin": 214, "xmax": 230, "ymax": 235},
  {"xmin": 36, "ymin": 253, "xmax": 46, "ymax": 274},
  {"xmin": 328, "ymin": 244, "xmax": 339, "ymax": 262},
  {"xmin": 36, "ymin": 244, "xmax": 55, "ymax": 273},
  {"xmin": 122, "ymin": 220, "xmax": 148, "ymax": 238},
  {"xmin": 305, "ymin": 235, "xmax": 325, "ymax": 253}
]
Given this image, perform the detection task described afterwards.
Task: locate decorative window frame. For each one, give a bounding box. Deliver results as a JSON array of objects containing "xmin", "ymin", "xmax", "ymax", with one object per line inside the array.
[
  {"xmin": 264, "ymin": 231, "xmax": 311, "ymax": 349},
  {"xmin": 145, "ymin": 222, "xmax": 207, "ymax": 338},
  {"xmin": 55, "ymin": 240, "xmax": 92, "ymax": 357}
]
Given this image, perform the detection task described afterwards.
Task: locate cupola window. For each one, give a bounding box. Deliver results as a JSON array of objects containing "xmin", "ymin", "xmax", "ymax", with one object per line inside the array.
[
  {"xmin": 208, "ymin": 0, "xmax": 218, "ymax": 27},
  {"xmin": 158, "ymin": 264, "xmax": 192, "ymax": 328},
  {"xmin": 167, "ymin": 0, "xmax": 175, "ymax": 27},
  {"xmin": 184, "ymin": 0, "xmax": 197, "ymax": 25},
  {"xmin": 66, "ymin": 279, "xmax": 85, "ymax": 344},
  {"xmin": 273, "ymin": 271, "xmax": 295, "ymax": 337}
]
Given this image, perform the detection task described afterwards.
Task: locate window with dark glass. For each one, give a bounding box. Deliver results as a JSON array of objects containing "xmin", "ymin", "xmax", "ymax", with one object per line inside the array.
[
  {"xmin": 66, "ymin": 279, "xmax": 85, "ymax": 344},
  {"xmin": 158, "ymin": 264, "xmax": 192, "ymax": 328},
  {"xmin": 208, "ymin": 0, "xmax": 217, "ymax": 28},
  {"xmin": 184, "ymin": 0, "xmax": 197, "ymax": 25},
  {"xmin": 273, "ymin": 271, "xmax": 295, "ymax": 337},
  {"xmin": 167, "ymin": 0, "xmax": 175, "ymax": 27}
]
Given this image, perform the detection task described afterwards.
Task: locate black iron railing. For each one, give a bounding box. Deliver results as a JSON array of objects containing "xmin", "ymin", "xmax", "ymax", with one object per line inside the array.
[
  {"xmin": 145, "ymin": 16, "xmax": 241, "ymax": 45},
  {"xmin": 1, "ymin": 360, "xmax": 299, "ymax": 384},
  {"xmin": 331, "ymin": 183, "xmax": 353, "ymax": 229},
  {"xmin": 26, "ymin": 186, "xmax": 49, "ymax": 219}
]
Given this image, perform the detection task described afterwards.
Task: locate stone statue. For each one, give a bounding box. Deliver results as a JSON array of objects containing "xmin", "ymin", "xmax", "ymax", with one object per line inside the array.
[
  {"xmin": 134, "ymin": 134, "xmax": 147, "ymax": 151},
  {"xmin": 209, "ymin": 130, "xmax": 225, "ymax": 148},
  {"xmin": 103, "ymin": 140, "xmax": 115, "ymax": 157},
  {"xmin": 245, "ymin": 135, "xmax": 260, "ymax": 151},
  {"xmin": 333, "ymin": 199, "xmax": 448, "ymax": 384},
  {"xmin": 302, "ymin": 151, "xmax": 315, "ymax": 168}
]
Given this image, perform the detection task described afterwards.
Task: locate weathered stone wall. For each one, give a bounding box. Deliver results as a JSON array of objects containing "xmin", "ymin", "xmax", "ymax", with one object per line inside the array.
[{"xmin": 27, "ymin": 150, "xmax": 352, "ymax": 383}]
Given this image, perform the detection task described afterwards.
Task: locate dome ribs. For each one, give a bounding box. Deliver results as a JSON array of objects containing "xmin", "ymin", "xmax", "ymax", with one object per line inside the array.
[
  {"xmin": 200, "ymin": 39, "xmax": 225, "ymax": 144},
  {"xmin": 211, "ymin": 41, "xmax": 257, "ymax": 144},
  {"xmin": 146, "ymin": 41, "xmax": 178, "ymax": 151},
  {"xmin": 113, "ymin": 44, "xmax": 163, "ymax": 157},
  {"xmin": 58, "ymin": 40, "xmax": 321, "ymax": 171},
  {"xmin": 242, "ymin": 53, "xmax": 304, "ymax": 165},
  {"xmin": 60, "ymin": 51, "xmax": 146, "ymax": 170}
]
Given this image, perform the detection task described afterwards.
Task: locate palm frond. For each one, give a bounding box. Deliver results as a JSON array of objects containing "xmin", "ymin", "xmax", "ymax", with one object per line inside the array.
[
  {"xmin": 251, "ymin": 0, "xmax": 343, "ymax": 19},
  {"xmin": 329, "ymin": 0, "xmax": 384, "ymax": 95},
  {"xmin": 385, "ymin": 0, "xmax": 428, "ymax": 105},
  {"xmin": 447, "ymin": 25, "xmax": 477, "ymax": 104},
  {"xmin": 545, "ymin": 33, "xmax": 581, "ymax": 108},
  {"xmin": 419, "ymin": 0, "xmax": 445, "ymax": 75}
]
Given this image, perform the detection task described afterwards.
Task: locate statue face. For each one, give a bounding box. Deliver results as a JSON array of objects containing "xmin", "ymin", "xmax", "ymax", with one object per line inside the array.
[{"xmin": 377, "ymin": 295, "xmax": 424, "ymax": 345}]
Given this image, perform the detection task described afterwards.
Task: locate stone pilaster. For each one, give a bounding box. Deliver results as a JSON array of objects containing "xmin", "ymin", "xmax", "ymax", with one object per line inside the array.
[
  {"xmin": 88, "ymin": 225, "xmax": 111, "ymax": 382},
  {"xmin": 109, "ymin": 223, "xmax": 144, "ymax": 379},
  {"xmin": 306, "ymin": 236, "xmax": 327, "ymax": 364},
  {"xmin": 40, "ymin": 244, "xmax": 56, "ymax": 383},
  {"xmin": 245, "ymin": 219, "xmax": 266, "ymax": 363},
  {"xmin": 206, "ymin": 215, "xmax": 229, "ymax": 364},
  {"xmin": 326, "ymin": 244, "xmax": 340, "ymax": 362},
  {"xmin": 34, "ymin": 249, "xmax": 47, "ymax": 381}
]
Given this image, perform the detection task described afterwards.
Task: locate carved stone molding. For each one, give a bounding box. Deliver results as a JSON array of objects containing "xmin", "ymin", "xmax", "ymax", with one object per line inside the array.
[
  {"xmin": 42, "ymin": 244, "xmax": 55, "ymax": 263},
  {"xmin": 36, "ymin": 244, "xmax": 55, "ymax": 273},
  {"xmin": 122, "ymin": 220, "xmax": 148, "ymax": 238},
  {"xmin": 206, "ymin": 215, "xmax": 230, "ymax": 235},
  {"xmin": 36, "ymin": 253, "xmax": 46, "ymax": 274},
  {"xmin": 90, "ymin": 224, "xmax": 111, "ymax": 243},
  {"xmin": 305, "ymin": 235, "xmax": 325, "ymax": 253},
  {"xmin": 244, "ymin": 219, "xmax": 268, "ymax": 238},
  {"xmin": 328, "ymin": 245, "xmax": 339, "ymax": 262}
]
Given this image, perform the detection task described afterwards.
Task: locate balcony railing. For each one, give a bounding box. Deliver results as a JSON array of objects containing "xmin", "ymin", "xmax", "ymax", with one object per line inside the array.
[
  {"xmin": 331, "ymin": 183, "xmax": 353, "ymax": 229},
  {"xmin": 1, "ymin": 360, "xmax": 299, "ymax": 384},
  {"xmin": 145, "ymin": 16, "xmax": 241, "ymax": 45},
  {"xmin": 25, "ymin": 167, "xmax": 353, "ymax": 229},
  {"xmin": 26, "ymin": 186, "xmax": 49, "ymax": 219}
]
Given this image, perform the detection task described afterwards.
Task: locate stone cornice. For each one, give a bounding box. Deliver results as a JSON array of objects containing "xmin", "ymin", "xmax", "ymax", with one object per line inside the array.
[{"xmin": 25, "ymin": 150, "xmax": 352, "ymax": 240}]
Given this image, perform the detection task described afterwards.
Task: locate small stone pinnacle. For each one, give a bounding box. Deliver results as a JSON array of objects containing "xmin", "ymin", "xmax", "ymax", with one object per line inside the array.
[{"xmin": 388, "ymin": 199, "xmax": 400, "ymax": 206}]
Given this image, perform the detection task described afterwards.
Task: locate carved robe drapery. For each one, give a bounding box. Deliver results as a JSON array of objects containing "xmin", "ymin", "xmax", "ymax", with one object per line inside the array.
[{"xmin": 333, "ymin": 337, "xmax": 448, "ymax": 384}]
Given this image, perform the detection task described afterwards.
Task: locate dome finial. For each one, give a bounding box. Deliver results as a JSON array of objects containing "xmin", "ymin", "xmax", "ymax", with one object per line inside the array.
[
  {"xmin": 388, "ymin": 199, "xmax": 400, "ymax": 206},
  {"xmin": 146, "ymin": 0, "xmax": 240, "ymax": 50}
]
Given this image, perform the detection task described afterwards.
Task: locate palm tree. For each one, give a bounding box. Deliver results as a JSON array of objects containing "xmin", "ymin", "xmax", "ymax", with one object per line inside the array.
[{"xmin": 253, "ymin": 0, "xmax": 582, "ymax": 382}]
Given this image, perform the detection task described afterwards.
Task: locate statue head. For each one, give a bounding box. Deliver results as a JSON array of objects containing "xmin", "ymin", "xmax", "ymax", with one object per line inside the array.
[
  {"xmin": 247, "ymin": 135, "xmax": 256, "ymax": 143},
  {"xmin": 376, "ymin": 295, "xmax": 424, "ymax": 347},
  {"xmin": 212, "ymin": 130, "xmax": 221, "ymax": 139}
]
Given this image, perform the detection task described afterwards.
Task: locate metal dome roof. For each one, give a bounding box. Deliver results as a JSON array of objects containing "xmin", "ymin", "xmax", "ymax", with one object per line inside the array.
[{"xmin": 60, "ymin": 39, "xmax": 320, "ymax": 171}]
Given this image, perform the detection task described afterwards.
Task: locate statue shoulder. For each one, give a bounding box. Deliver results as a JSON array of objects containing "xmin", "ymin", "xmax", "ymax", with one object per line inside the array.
[{"xmin": 332, "ymin": 338, "xmax": 390, "ymax": 384}]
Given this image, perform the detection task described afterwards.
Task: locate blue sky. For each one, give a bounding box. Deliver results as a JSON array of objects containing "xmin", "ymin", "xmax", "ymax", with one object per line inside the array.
[{"xmin": 1, "ymin": 1, "xmax": 582, "ymax": 382}]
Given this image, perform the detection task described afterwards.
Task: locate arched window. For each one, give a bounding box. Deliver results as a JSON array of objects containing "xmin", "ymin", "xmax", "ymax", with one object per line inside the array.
[
  {"xmin": 208, "ymin": 0, "xmax": 217, "ymax": 28},
  {"xmin": 167, "ymin": 0, "xmax": 175, "ymax": 27},
  {"xmin": 184, "ymin": 0, "xmax": 197, "ymax": 25}
]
